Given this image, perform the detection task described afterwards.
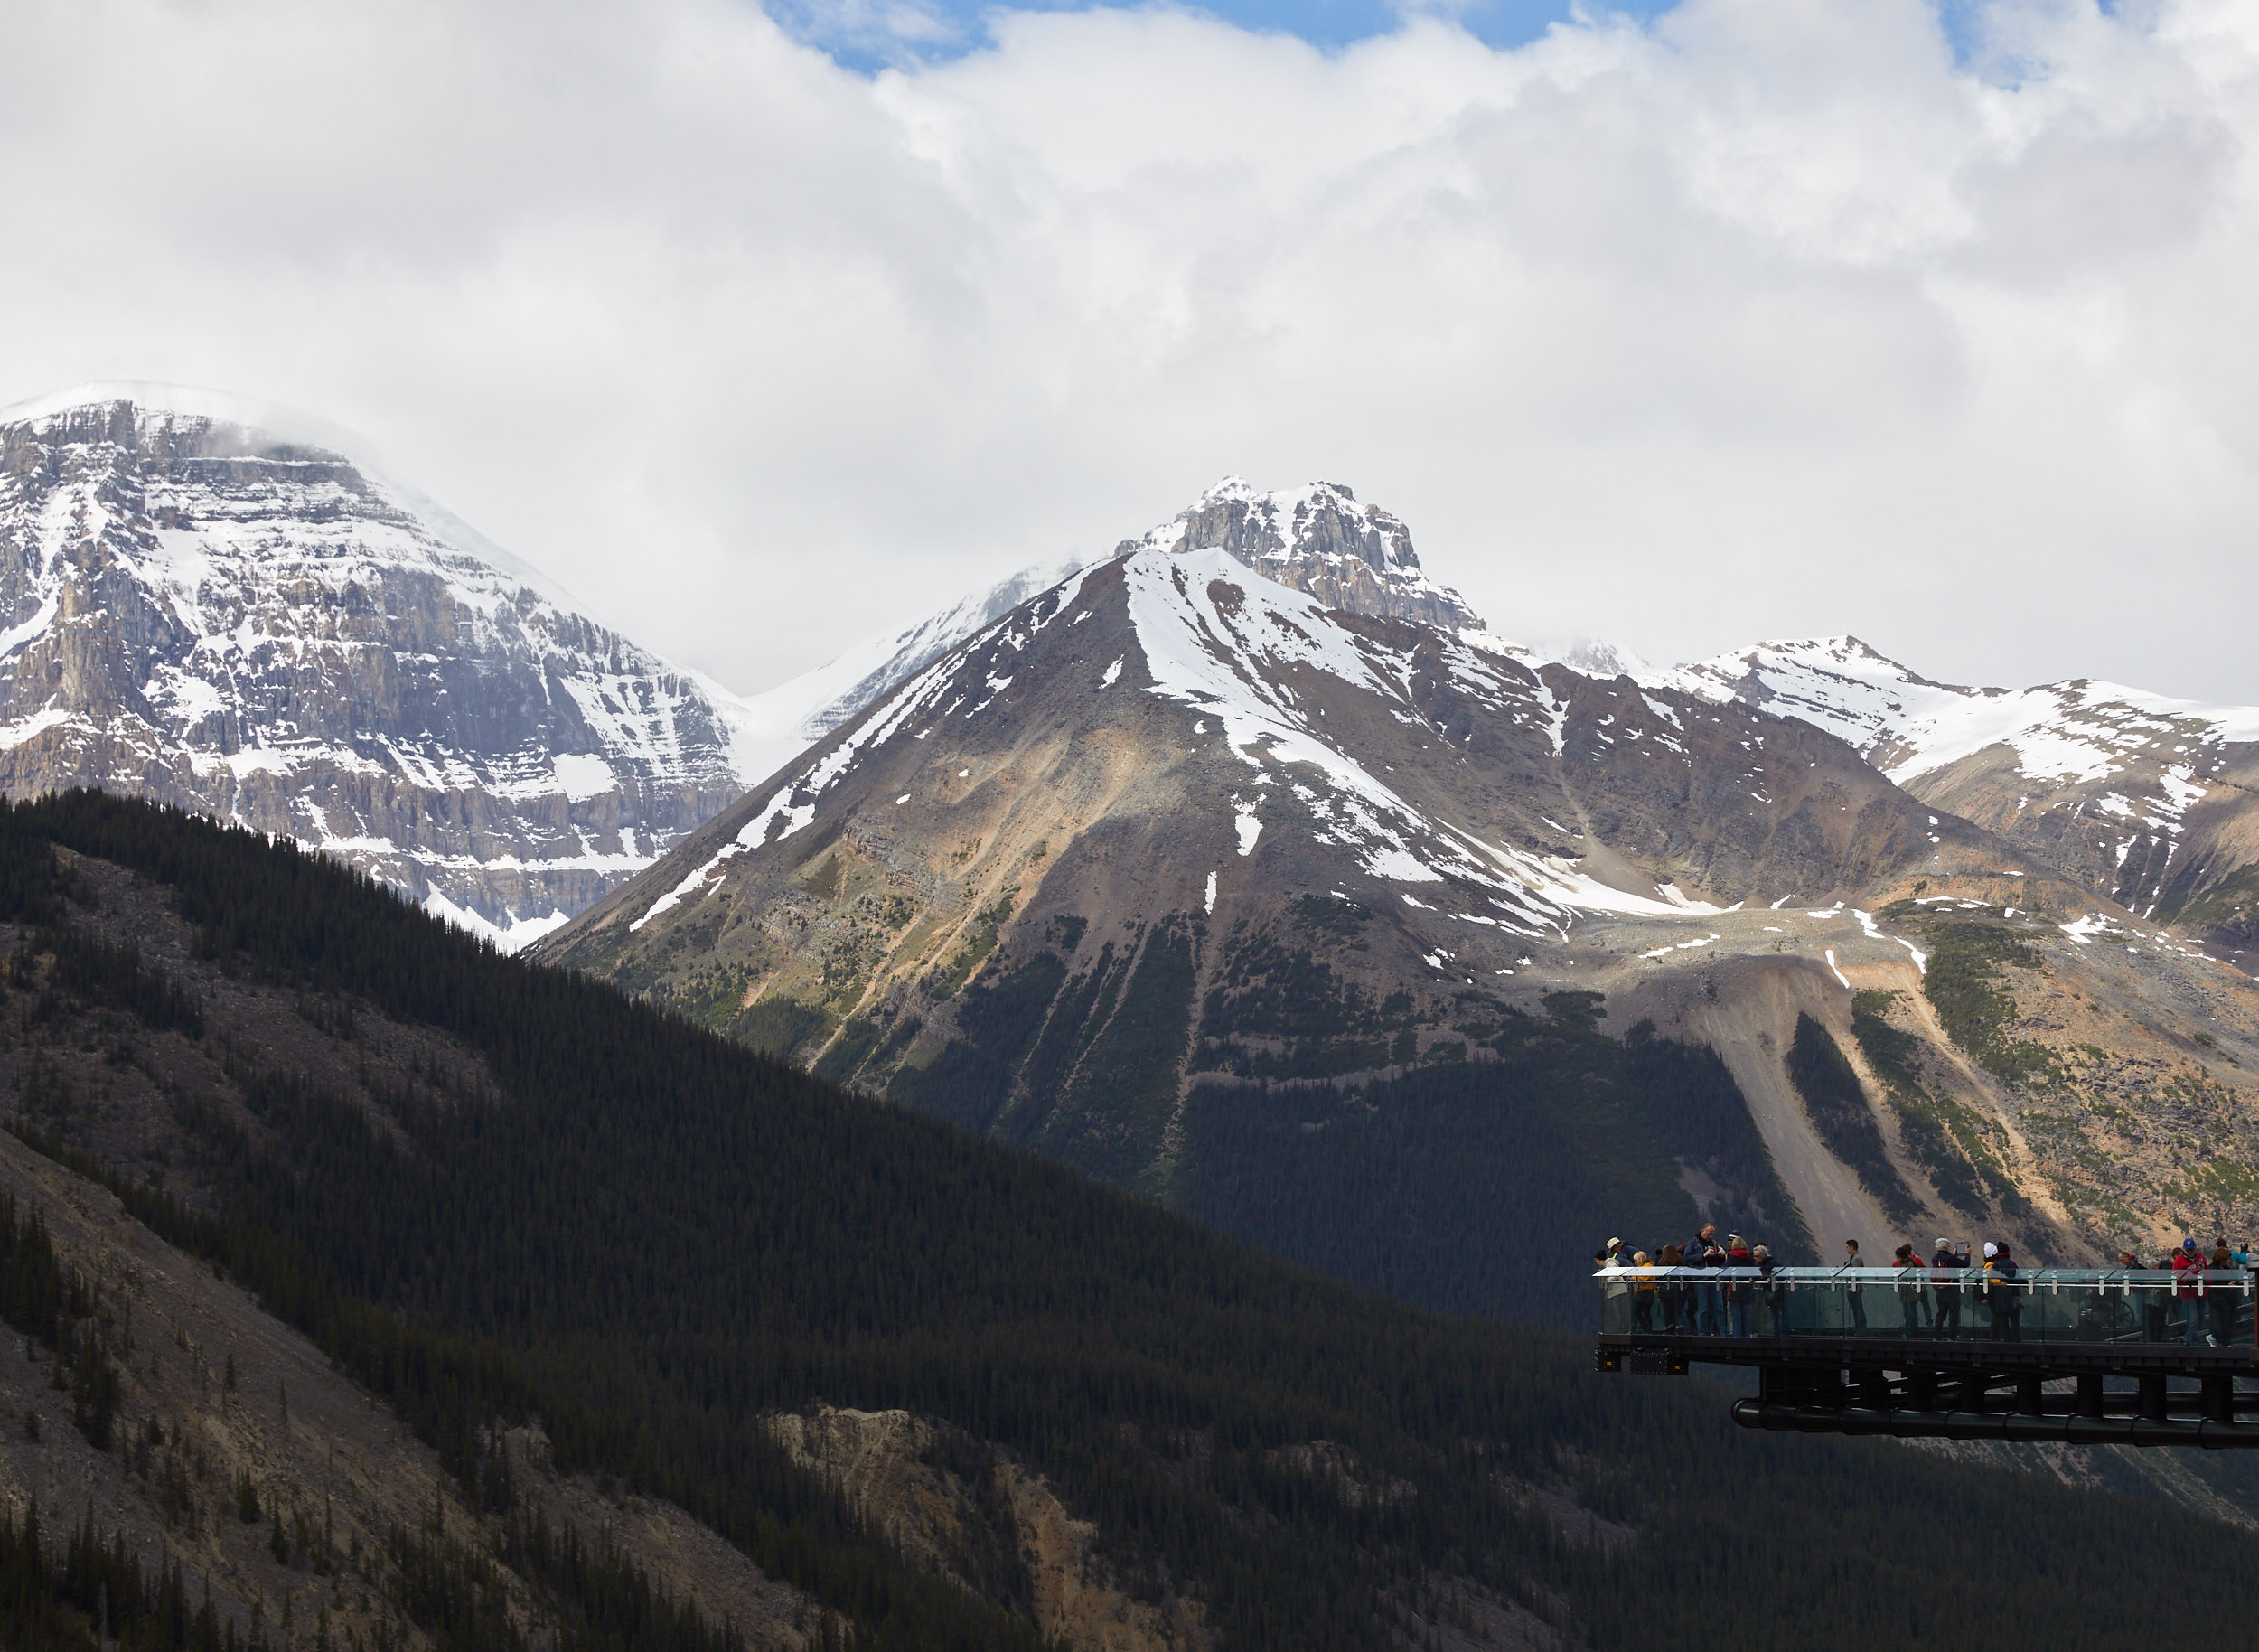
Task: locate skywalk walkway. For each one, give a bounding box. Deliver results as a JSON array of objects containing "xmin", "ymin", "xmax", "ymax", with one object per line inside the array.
[{"xmin": 1594, "ymin": 1264, "xmax": 2259, "ymax": 1448}]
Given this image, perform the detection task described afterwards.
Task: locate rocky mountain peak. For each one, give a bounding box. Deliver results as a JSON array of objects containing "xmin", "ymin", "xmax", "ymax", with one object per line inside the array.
[
  {"xmin": 1119, "ymin": 476, "xmax": 1483, "ymax": 631},
  {"xmin": 0, "ymin": 382, "xmax": 768, "ymax": 947}
]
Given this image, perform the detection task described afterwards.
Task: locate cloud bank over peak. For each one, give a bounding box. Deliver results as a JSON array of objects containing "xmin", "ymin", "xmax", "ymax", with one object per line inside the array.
[{"xmin": 2, "ymin": 0, "xmax": 2254, "ymax": 701}]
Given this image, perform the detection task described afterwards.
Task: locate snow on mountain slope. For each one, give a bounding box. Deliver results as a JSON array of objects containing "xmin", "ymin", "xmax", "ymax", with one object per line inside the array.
[
  {"xmin": 595, "ymin": 544, "xmax": 1753, "ymax": 957},
  {"xmin": 0, "ymin": 385, "xmax": 773, "ymax": 947},
  {"xmin": 720, "ymin": 550, "xmax": 1101, "ymax": 788},
  {"xmin": 1662, "ymin": 637, "xmax": 2259, "ymax": 938},
  {"xmin": 1665, "ymin": 636, "xmax": 2259, "ymax": 782}
]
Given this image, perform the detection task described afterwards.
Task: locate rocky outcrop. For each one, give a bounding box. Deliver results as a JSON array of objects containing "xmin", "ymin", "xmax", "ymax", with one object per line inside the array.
[
  {"xmin": 1121, "ymin": 477, "xmax": 1482, "ymax": 630},
  {"xmin": 768, "ymin": 1406, "xmax": 1210, "ymax": 1652}
]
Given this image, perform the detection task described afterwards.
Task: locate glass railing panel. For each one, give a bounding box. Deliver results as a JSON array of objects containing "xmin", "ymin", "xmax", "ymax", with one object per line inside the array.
[{"xmin": 1595, "ymin": 1267, "xmax": 2257, "ymax": 1345}]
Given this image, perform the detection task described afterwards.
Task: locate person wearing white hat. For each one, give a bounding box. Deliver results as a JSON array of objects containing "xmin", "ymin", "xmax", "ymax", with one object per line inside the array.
[{"xmin": 1601, "ymin": 1237, "xmax": 1631, "ymax": 1330}]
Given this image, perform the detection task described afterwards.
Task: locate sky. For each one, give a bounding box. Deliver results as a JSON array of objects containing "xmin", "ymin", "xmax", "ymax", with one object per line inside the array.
[{"xmin": 3, "ymin": 0, "xmax": 2256, "ymax": 705}]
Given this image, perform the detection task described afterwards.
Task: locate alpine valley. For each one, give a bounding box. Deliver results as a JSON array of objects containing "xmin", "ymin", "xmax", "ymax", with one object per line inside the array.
[{"xmin": 8, "ymin": 382, "xmax": 2259, "ymax": 1649}]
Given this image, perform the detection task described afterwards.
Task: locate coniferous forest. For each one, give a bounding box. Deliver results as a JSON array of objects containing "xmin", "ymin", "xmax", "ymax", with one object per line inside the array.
[{"xmin": 4, "ymin": 793, "xmax": 2259, "ymax": 1649}]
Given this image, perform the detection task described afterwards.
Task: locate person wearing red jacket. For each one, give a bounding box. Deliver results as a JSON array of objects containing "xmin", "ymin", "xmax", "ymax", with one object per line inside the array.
[{"xmin": 2173, "ymin": 1237, "xmax": 2209, "ymax": 1347}]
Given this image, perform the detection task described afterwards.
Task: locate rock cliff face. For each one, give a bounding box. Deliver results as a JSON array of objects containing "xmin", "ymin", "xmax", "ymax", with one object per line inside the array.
[{"xmin": 0, "ymin": 386, "xmax": 768, "ymax": 946}]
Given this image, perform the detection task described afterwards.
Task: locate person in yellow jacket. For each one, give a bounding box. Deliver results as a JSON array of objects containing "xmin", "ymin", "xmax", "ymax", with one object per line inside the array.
[{"xmin": 1630, "ymin": 1251, "xmax": 1657, "ymax": 1331}]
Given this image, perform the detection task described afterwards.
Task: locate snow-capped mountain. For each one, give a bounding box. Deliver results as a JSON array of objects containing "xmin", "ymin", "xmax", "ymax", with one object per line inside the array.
[
  {"xmin": 1664, "ymin": 637, "xmax": 2259, "ymax": 943},
  {"xmin": 0, "ymin": 385, "xmax": 785, "ymax": 947},
  {"xmin": 540, "ymin": 480, "xmax": 2259, "ymax": 1279},
  {"xmin": 538, "ymin": 491, "xmax": 1986, "ymax": 1191}
]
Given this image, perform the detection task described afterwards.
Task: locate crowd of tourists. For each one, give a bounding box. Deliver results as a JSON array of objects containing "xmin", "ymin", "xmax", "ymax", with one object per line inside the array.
[{"xmin": 1596, "ymin": 1226, "xmax": 2258, "ymax": 1345}]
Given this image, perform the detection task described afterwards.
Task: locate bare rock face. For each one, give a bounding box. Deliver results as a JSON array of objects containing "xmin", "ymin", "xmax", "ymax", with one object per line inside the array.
[
  {"xmin": 0, "ymin": 387, "xmax": 764, "ymax": 946},
  {"xmin": 1121, "ymin": 477, "xmax": 1483, "ymax": 631}
]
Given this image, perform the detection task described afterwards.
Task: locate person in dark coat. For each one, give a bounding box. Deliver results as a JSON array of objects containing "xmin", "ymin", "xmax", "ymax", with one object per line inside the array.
[
  {"xmin": 1723, "ymin": 1234, "xmax": 1756, "ymax": 1337},
  {"xmin": 1753, "ymin": 1244, "xmax": 1784, "ymax": 1335},
  {"xmin": 1987, "ymin": 1242, "xmax": 2022, "ymax": 1342},
  {"xmin": 1685, "ymin": 1224, "xmax": 1723, "ymax": 1335},
  {"xmin": 1931, "ymin": 1237, "xmax": 1961, "ymax": 1340},
  {"xmin": 1841, "ymin": 1239, "xmax": 1869, "ymax": 1332},
  {"xmin": 2143, "ymin": 1248, "xmax": 2174, "ymax": 1342}
]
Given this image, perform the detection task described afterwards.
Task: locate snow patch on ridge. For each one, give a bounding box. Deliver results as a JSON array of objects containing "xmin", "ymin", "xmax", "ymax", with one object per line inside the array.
[{"xmin": 1657, "ymin": 635, "xmax": 2259, "ymax": 789}]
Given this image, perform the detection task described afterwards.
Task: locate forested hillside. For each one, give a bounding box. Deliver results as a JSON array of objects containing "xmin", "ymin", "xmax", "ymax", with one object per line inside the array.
[{"xmin": 4, "ymin": 793, "xmax": 2257, "ymax": 1650}]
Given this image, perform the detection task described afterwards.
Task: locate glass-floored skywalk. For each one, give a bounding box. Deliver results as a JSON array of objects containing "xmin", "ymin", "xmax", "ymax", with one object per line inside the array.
[{"xmin": 1595, "ymin": 1265, "xmax": 2259, "ymax": 1447}]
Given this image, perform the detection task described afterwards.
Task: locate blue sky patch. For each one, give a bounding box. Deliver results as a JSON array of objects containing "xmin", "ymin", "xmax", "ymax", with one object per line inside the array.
[{"xmin": 767, "ymin": 0, "xmax": 1684, "ymax": 74}]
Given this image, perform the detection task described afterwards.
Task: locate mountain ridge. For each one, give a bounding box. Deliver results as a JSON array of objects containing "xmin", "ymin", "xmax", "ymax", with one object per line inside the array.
[
  {"xmin": 539, "ymin": 500, "xmax": 2259, "ymax": 1295},
  {"xmin": 1654, "ymin": 634, "xmax": 2259, "ymax": 951}
]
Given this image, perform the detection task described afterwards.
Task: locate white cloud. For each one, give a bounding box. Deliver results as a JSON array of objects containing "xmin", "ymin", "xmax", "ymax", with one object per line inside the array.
[{"xmin": 2, "ymin": 0, "xmax": 2254, "ymax": 702}]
